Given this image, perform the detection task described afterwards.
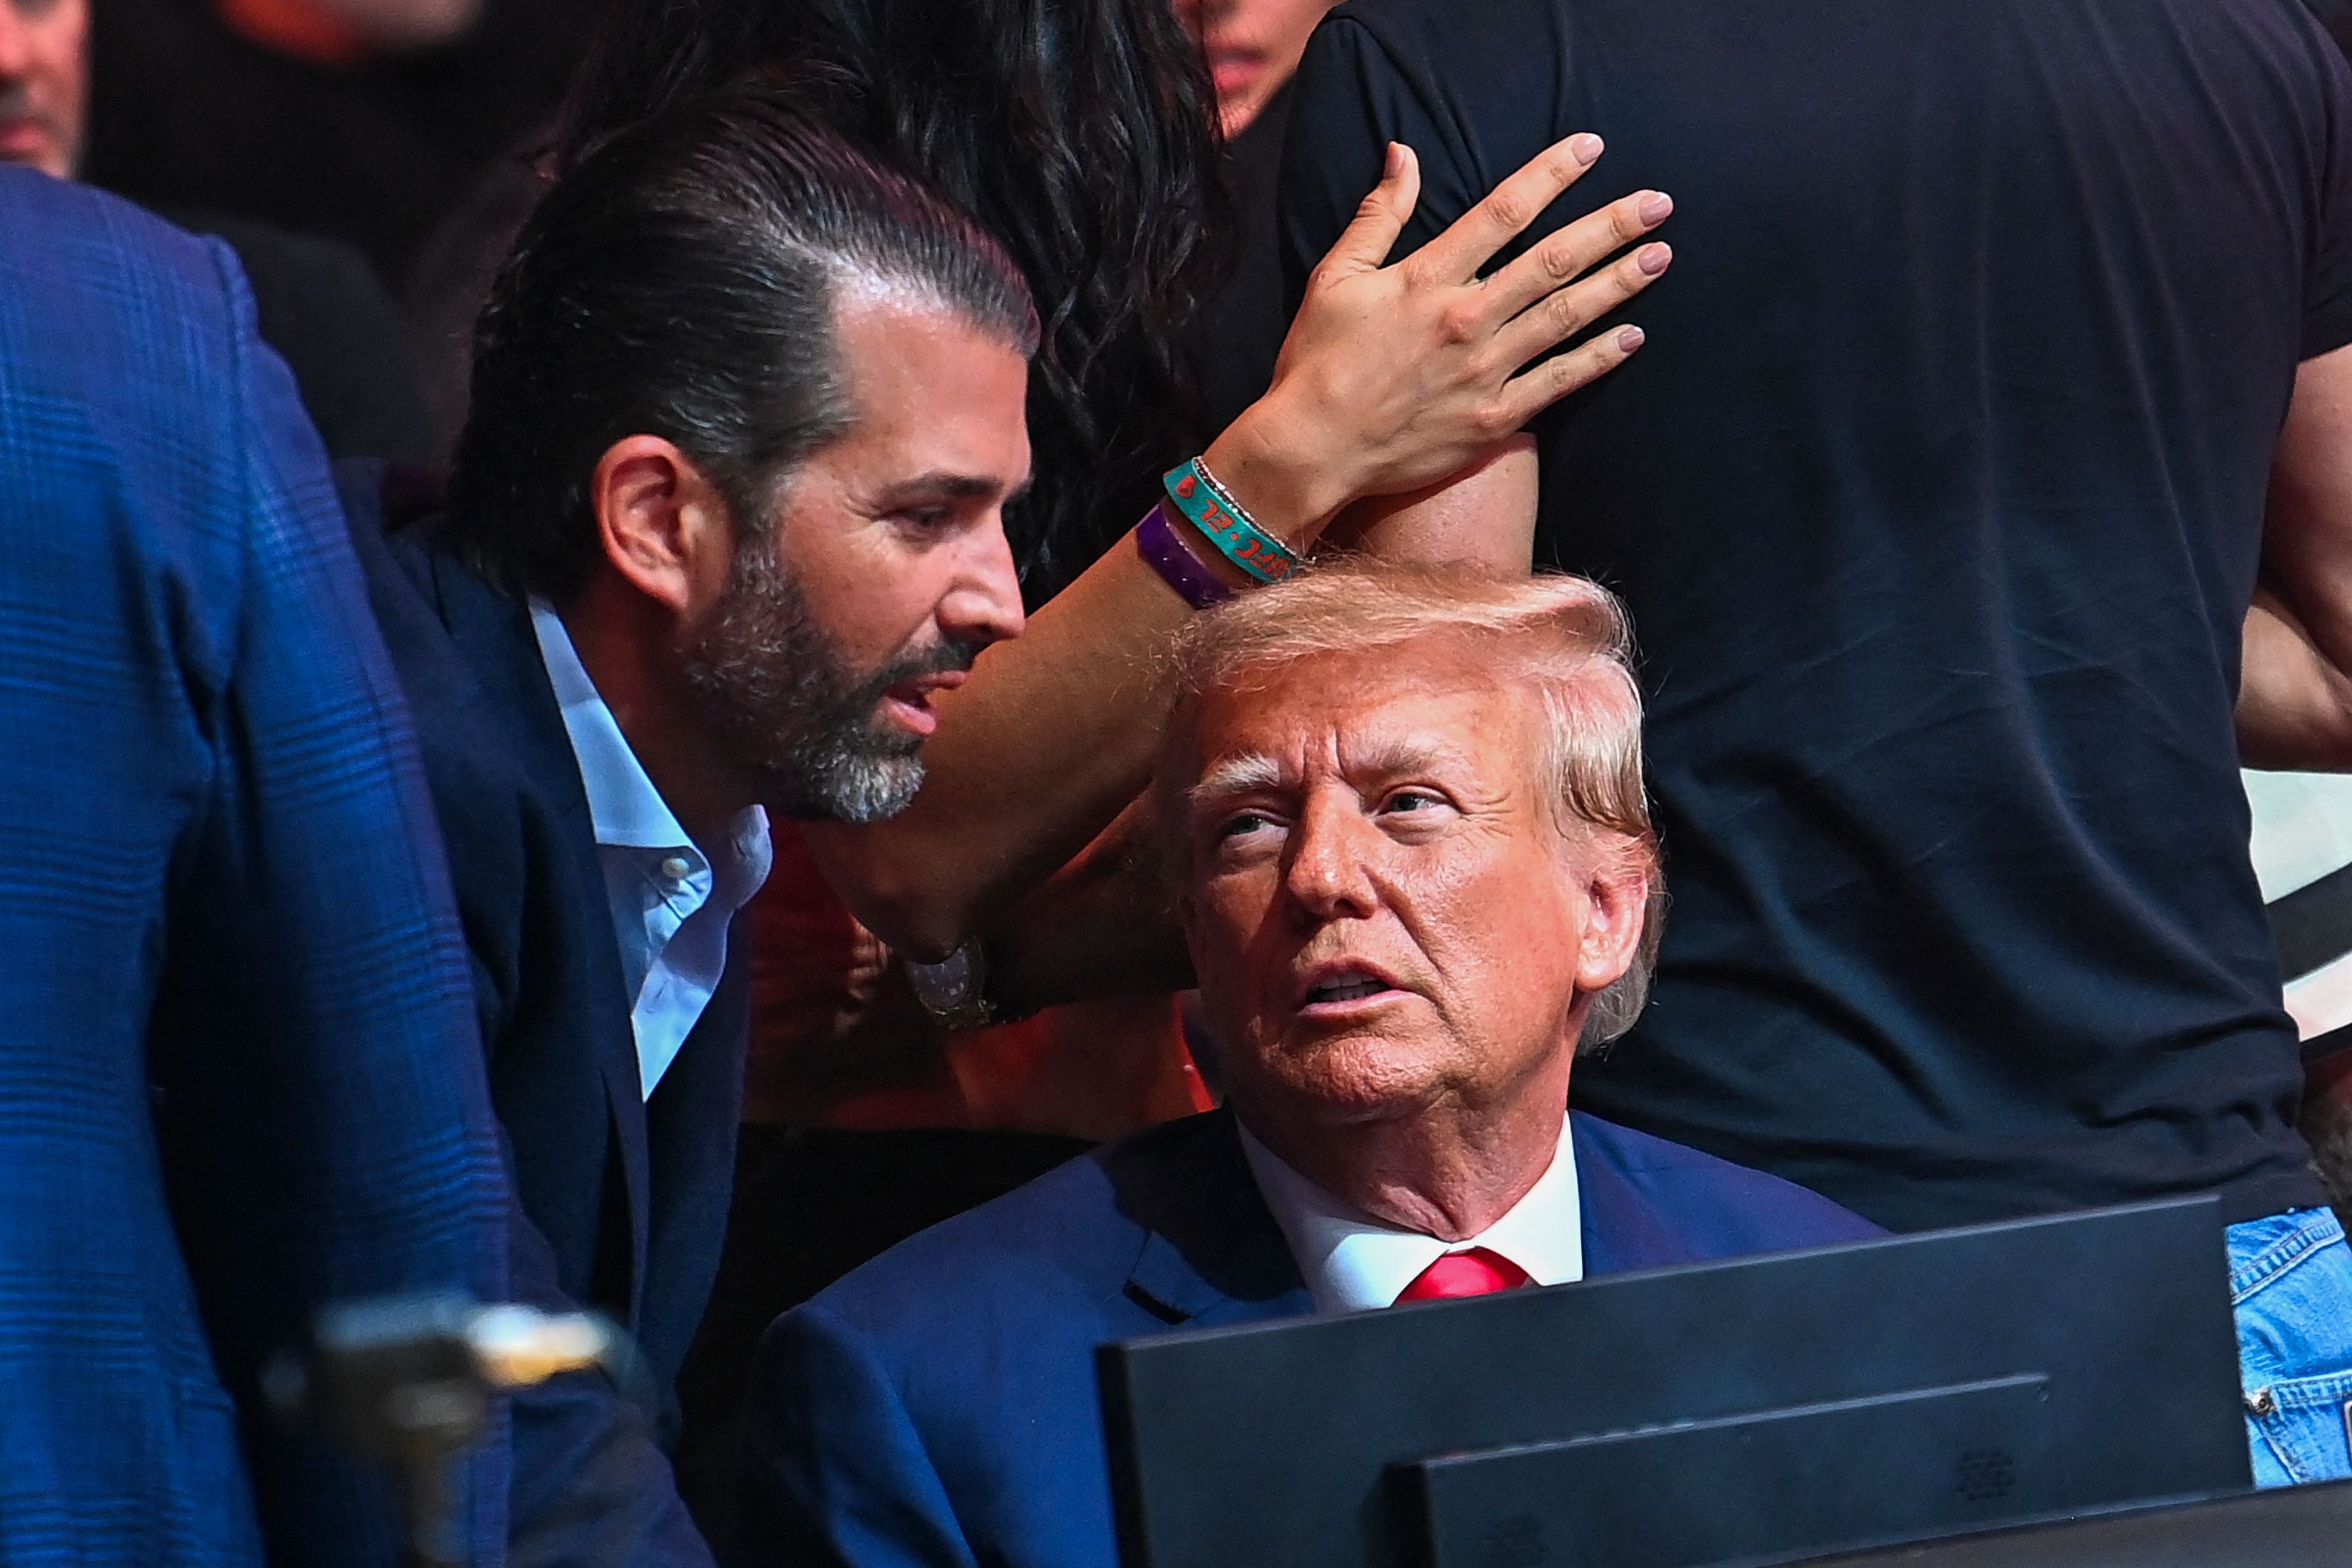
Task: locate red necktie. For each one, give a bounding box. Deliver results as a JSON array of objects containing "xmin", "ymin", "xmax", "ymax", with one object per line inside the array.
[{"xmin": 1393, "ymin": 1247, "xmax": 1532, "ymax": 1304}]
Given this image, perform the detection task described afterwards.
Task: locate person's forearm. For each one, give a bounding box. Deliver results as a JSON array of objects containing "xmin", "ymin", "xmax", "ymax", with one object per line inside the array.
[
  {"xmin": 2239, "ymin": 584, "xmax": 2352, "ymax": 771},
  {"xmin": 1323, "ymin": 437, "xmax": 1539, "ymax": 574}
]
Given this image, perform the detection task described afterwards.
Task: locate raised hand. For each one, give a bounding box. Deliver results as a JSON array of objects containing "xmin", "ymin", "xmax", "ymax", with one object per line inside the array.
[{"xmin": 1207, "ymin": 134, "xmax": 1672, "ymax": 536}]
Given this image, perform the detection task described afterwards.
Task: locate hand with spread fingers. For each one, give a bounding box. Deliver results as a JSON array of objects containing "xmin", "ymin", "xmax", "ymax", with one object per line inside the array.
[{"xmin": 1206, "ymin": 133, "xmax": 1672, "ymax": 536}]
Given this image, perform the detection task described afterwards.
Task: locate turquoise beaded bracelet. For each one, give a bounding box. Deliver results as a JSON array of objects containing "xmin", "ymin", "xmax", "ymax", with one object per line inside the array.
[{"xmin": 1162, "ymin": 457, "xmax": 1302, "ymax": 584}]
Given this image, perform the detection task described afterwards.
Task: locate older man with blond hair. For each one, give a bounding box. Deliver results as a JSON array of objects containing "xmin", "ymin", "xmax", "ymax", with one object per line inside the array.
[{"xmin": 735, "ymin": 563, "xmax": 1876, "ymax": 1568}]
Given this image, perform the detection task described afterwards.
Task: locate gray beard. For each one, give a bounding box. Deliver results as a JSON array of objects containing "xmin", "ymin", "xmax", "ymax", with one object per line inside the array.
[{"xmin": 678, "ymin": 545, "xmax": 975, "ymax": 824}]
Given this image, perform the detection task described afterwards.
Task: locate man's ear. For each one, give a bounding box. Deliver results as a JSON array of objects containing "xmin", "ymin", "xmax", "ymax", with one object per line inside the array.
[
  {"xmin": 1573, "ymin": 854, "xmax": 1649, "ymax": 996},
  {"xmin": 590, "ymin": 435, "xmax": 735, "ymax": 616}
]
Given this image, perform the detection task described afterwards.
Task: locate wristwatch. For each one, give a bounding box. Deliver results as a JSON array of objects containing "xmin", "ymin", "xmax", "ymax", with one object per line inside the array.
[{"xmin": 903, "ymin": 940, "xmax": 1001, "ymax": 1032}]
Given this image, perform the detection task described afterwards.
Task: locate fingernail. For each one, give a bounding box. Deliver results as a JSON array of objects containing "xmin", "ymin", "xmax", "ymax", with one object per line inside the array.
[
  {"xmin": 1639, "ymin": 191, "xmax": 1674, "ymax": 225},
  {"xmin": 1385, "ymin": 141, "xmax": 1405, "ymax": 177},
  {"xmin": 1568, "ymin": 133, "xmax": 1604, "ymax": 165},
  {"xmin": 1616, "ymin": 326, "xmax": 1646, "ymax": 352},
  {"xmin": 1637, "ymin": 242, "xmax": 1672, "ymax": 276}
]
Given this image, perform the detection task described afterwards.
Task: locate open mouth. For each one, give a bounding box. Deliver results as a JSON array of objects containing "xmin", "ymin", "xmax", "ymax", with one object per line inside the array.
[
  {"xmin": 879, "ymin": 670, "xmax": 966, "ymax": 739},
  {"xmin": 1295, "ymin": 964, "xmax": 1409, "ymax": 1013},
  {"xmin": 879, "ymin": 687, "xmax": 937, "ymax": 738}
]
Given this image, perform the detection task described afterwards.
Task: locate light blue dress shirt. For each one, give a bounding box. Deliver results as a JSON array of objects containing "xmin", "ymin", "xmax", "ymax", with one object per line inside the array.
[
  {"xmin": 1238, "ymin": 1114, "xmax": 1584, "ymax": 1312},
  {"xmin": 531, "ymin": 601, "xmax": 774, "ymax": 1098}
]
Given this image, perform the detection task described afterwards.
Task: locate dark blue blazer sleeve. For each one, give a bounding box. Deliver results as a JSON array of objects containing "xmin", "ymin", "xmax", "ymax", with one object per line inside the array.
[
  {"xmin": 160, "ymin": 241, "xmax": 520, "ymax": 1567},
  {"xmin": 503, "ymin": 1162, "xmax": 717, "ymax": 1568}
]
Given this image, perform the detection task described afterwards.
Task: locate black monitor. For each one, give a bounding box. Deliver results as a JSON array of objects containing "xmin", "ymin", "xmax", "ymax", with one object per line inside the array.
[{"xmin": 1096, "ymin": 1196, "xmax": 2249, "ymax": 1568}]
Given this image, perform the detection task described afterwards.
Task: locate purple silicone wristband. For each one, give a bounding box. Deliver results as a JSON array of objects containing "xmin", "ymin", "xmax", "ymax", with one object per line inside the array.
[{"xmin": 1136, "ymin": 499, "xmax": 1236, "ymax": 610}]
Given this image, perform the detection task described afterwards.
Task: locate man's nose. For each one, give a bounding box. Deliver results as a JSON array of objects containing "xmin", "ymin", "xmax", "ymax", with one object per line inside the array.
[
  {"xmin": 938, "ymin": 517, "xmax": 1026, "ymax": 650},
  {"xmin": 1282, "ymin": 793, "xmax": 1380, "ymax": 921}
]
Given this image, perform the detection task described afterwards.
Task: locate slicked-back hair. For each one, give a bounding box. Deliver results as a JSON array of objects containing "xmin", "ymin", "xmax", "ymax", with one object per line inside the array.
[
  {"xmin": 551, "ymin": 0, "xmax": 1229, "ymax": 604},
  {"xmin": 1154, "ymin": 561, "xmax": 1667, "ymax": 1049},
  {"xmin": 445, "ymin": 86, "xmax": 1039, "ymax": 605}
]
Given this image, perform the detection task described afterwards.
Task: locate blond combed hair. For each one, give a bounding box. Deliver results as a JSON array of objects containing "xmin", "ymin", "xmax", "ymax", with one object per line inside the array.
[{"xmin": 1157, "ymin": 560, "xmax": 1665, "ymax": 1048}]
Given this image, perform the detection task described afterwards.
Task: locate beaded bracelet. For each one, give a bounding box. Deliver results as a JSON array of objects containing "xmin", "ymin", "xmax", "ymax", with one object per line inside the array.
[
  {"xmin": 1162, "ymin": 457, "xmax": 1302, "ymax": 584},
  {"xmin": 1135, "ymin": 499, "xmax": 1235, "ymax": 609}
]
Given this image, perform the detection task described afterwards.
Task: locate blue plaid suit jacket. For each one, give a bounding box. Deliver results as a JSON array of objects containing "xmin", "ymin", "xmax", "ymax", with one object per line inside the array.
[{"xmin": 0, "ymin": 169, "xmax": 512, "ymax": 1564}]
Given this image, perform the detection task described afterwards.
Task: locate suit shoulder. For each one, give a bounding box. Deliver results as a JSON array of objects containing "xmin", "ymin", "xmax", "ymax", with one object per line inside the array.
[
  {"xmin": 0, "ymin": 171, "xmax": 250, "ymax": 352},
  {"xmin": 807, "ymin": 1111, "xmax": 1241, "ymax": 1318},
  {"xmin": 795, "ymin": 1141, "xmax": 1132, "ymax": 1338},
  {"xmin": 1571, "ymin": 1112, "xmax": 1882, "ymax": 1249},
  {"xmin": 0, "ymin": 172, "xmax": 308, "ymax": 678},
  {"xmin": 0, "ymin": 169, "xmax": 228, "ymax": 277},
  {"xmin": 799, "ymin": 1114, "xmax": 1260, "ymax": 1353}
]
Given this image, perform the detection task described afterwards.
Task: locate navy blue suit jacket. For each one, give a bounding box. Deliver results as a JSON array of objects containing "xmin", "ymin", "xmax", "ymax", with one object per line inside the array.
[
  {"xmin": 339, "ymin": 464, "xmax": 745, "ymax": 1563},
  {"xmin": 739, "ymin": 1108, "xmax": 1881, "ymax": 1567},
  {"xmin": 0, "ymin": 171, "xmax": 512, "ymax": 1564}
]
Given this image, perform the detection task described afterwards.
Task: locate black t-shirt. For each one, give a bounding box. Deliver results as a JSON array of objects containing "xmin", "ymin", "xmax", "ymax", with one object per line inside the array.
[
  {"xmin": 1267, "ymin": 0, "xmax": 2352, "ymax": 1230},
  {"xmin": 1192, "ymin": 85, "xmax": 1300, "ymax": 441}
]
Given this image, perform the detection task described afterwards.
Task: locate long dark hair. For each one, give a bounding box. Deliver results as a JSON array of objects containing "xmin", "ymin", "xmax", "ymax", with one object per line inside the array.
[{"xmin": 556, "ymin": 0, "xmax": 1231, "ymax": 602}]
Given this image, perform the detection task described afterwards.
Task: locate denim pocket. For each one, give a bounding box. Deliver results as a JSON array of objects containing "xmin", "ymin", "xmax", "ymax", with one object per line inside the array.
[
  {"xmin": 2242, "ymin": 1370, "xmax": 2352, "ymax": 1486},
  {"xmin": 2231, "ymin": 1207, "xmax": 2352, "ymax": 1487}
]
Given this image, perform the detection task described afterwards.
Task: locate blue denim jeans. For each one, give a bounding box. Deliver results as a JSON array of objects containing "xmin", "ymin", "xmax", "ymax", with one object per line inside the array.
[{"xmin": 2231, "ymin": 1206, "xmax": 2352, "ymax": 1487}]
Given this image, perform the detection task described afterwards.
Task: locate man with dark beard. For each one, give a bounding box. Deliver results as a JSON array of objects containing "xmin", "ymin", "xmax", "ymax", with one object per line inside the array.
[
  {"xmin": 677, "ymin": 543, "xmax": 969, "ymax": 829},
  {"xmin": 339, "ymin": 90, "xmax": 1033, "ymax": 1561}
]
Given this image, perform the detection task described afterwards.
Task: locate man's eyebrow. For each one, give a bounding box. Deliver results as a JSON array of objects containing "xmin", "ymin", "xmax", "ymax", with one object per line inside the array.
[
  {"xmin": 1346, "ymin": 736, "xmax": 1467, "ymax": 779},
  {"xmin": 1187, "ymin": 753, "xmax": 1285, "ymax": 804},
  {"xmin": 1186, "ymin": 737, "xmax": 1475, "ymax": 805},
  {"xmin": 873, "ymin": 470, "xmax": 1029, "ymax": 507}
]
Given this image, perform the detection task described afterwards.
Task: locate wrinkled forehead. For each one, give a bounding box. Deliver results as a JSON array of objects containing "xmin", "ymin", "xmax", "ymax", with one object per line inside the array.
[{"xmin": 1175, "ymin": 640, "xmax": 1544, "ymax": 797}]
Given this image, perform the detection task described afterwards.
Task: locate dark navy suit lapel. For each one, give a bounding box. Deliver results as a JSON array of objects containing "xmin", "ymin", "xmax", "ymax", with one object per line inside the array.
[
  {"xmin": 1115, "ymin": 1109, "xmax": 1315, "ymax": 1328},
  {"xmin": 1572, "ymin": 1111, "xmax": 1704, "ymax": 1277},
  {"xmin": 637, "ymin": 915, "xmax": 750, "ymax": 1398},
  {"xmin": 418, "ymin": 539, "xmax": 656, "ymax": 1320}
]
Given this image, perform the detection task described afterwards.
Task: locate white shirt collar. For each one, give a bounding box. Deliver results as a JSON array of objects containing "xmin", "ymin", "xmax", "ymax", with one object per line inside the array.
[{"xmin": 1238, "ymin": 1114, "xmax": 1584, "ymax": 1314}]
